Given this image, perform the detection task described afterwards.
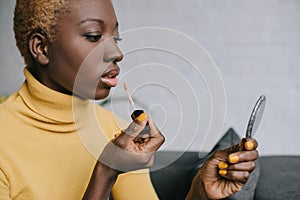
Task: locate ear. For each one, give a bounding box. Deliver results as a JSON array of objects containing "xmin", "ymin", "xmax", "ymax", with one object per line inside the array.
[{"xmin": 29, "ymin": 33, "xmax": 49, "ymax": 65}]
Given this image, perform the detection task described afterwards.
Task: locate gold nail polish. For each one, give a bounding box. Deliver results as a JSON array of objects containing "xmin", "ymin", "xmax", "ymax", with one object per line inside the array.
[
  {"xmin": 136, "ymin": 112, "xmax": 147, "ymax": 122},
  {"xmin": 219, "ymin": 170, "xmax": 227, "ymax": 175},
  {"xmin": 229, "ymin": 155, "xmax": 239, "ymax": 163},
  {"xmin": 218, "ymin": 162, "xmax": 228, "ymax": 169},
  {"xmin": 245, "ymin": 141, "xmax": 254, "ymax": 150}
]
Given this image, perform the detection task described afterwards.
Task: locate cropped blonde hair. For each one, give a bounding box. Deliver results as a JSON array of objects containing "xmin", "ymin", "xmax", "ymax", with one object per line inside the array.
[{"xmin": 13, "ymin": 0, "xmax": 80, "ymax": 66}]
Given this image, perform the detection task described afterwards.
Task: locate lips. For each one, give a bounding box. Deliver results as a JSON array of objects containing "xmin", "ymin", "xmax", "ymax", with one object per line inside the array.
[{"xmin": 100, "ymin": 66, "xmax": 120, "ymax": 87}]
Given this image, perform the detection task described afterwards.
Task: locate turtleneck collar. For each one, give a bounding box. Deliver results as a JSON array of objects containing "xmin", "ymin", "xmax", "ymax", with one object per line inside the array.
[{"xmin": 6, "ymin": 68, "xmax": 91, "ymax": 133}]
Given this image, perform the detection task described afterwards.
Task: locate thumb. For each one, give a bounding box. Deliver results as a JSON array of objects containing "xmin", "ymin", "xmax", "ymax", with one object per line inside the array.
[
  {"xmin": 224, "ymin": 138, "xmax": 247, "ymax": 153},
  {"xmin": 121, "ymin": 112, "xmax": 148, "ymax": 139},
  {"xmin": 224, "ymin": 138, "xmax": 258, "ymax": 153},
  {"xmin": 244, "ymin": 138, "xmax": 258, "ymax": 150}
]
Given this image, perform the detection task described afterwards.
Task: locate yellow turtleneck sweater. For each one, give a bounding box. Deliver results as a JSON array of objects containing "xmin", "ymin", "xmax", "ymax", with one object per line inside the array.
[{"xmin": 0, "ymin": 69, "xmax": 158, "ymax": 200}]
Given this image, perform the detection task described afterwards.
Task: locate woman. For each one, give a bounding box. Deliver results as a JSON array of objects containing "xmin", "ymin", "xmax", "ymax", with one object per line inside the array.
[{"xmin": 0, "ymin": 0, "xmax": 258, "ymax": 199}]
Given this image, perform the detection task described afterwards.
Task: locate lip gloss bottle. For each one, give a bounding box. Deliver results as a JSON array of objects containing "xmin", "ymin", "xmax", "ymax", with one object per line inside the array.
[{"xmin": 123, "ymin": 83, "xmax": 150, "ymax": 135}]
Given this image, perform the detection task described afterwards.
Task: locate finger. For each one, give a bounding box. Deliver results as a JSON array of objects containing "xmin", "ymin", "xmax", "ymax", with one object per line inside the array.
[
  {"xmin": 143, "ymin": 137, "xmax": 150, "ymax": 143},
  {"xmin": 133, "ymin": 137, "xmax": 144, "ymax": 144},
  {"xmin": 99, "ymin": 140, "xmax": 155, "ymax": 172},
  {"xmin": 227, "ymin": 161, "xmax": 256, "ymax": 172},
  {"xmin": 225, "ymin": 138, "xmax": 247, "ymax": 153},
  {"xmin": 122, "ymin": 116, "xmax": 148, "ymax": 139},
  {"xmin": 114, "ymin": 129, "xmax": 126, "ymax": 138},
  {"xmin": 225, "ymin": 138, "xmax": 258, "ymax": 152},
  {"xmin": 219, "ymin": 170, "xmax": 250, "ymax": 183},
  {"xmin": 140, "ymin": 118, "xmax": 165, "ymax": 151},
  {"xmin": 147, "ymin": 118, "xmax": 160, "ymax": 137},
  {"xmin": 228, "ymin": 150, "xmax": 259, "ymax": 164},
  {"xmin": 244, "ymin": 138, "xmax": 258, "ymax": 150},
  {"xmin": 139, "ymin": 132, "xmax": 150, "ymax": 139}
]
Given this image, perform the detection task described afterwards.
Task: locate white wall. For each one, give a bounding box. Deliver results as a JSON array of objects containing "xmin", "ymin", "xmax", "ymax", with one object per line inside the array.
[
  {"xmin": 1, "ymin": 0, "xmax": 300, "ymax": 155},
  {"xmin": 0, "ymin": 0, "xmax": 24, "ymax": 94}
]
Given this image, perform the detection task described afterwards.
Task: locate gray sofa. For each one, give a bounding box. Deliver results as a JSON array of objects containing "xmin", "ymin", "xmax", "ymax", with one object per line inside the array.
[{"xmin": 149, "ymin": 128, "xmax": 300, "ymax": 200}]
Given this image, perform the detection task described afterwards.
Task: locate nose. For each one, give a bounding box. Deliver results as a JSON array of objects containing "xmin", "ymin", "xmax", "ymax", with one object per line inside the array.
[{"xmin": 103, "ymin": 37, "xmax": 124, "ymax": 63}]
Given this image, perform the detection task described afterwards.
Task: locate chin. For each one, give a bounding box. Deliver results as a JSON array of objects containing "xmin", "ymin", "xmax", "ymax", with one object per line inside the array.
[{"xmin": 93, "ymin": 88, "xmax": 111, "ymax": 100}]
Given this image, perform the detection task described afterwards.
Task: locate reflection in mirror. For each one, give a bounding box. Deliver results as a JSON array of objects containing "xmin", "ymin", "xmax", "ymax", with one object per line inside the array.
[{"xmin": 246, "ymin": 95, "xmax": 266, "ymax": 139}]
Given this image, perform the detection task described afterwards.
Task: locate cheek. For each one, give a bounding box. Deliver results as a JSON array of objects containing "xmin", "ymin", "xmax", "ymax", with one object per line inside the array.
[
  {"xmin": 49, "ymin": 36, "xmax": 109, "ymax": 98},
  {"xmin": 80, "ymin": 52, "xmax": 106, "ymax": 76},
  {"xmin": 48, "ymin": 50, "xmax": 80, "ymax": 90},
  {"xmin": 50, "ymin": 40, "xmax": 98, "ymax": 83},
  {"xmin": 56, "ymin": 40, "xmax": 89, "ymax": 71}
]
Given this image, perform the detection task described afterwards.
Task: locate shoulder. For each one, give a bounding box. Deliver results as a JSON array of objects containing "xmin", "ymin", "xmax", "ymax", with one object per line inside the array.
[
  {"xmin": 0, "ymin": 98, "xmax": 18, "ymax": 132},
  {"xmin": 0, "ymin": 92, "xmax": 29, "ymax": 149},
  {"xmin": 0, "ymin": 96, "xmax": 22, "ymax": 166},
  {"xmin": 0, "ymin": 92, "xmax": 21, "ymax": 124}
]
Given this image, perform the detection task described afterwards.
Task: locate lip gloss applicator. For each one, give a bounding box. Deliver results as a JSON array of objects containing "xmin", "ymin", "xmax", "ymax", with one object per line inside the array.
[{"xmin": 123, "ymin": 83, "xmax": 147, "ymax": 122}]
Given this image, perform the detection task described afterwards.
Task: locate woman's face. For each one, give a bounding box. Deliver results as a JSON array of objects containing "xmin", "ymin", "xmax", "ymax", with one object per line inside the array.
[{"xmin": 44, "ymin": 0, "xmax": 123, "ymax": 100}]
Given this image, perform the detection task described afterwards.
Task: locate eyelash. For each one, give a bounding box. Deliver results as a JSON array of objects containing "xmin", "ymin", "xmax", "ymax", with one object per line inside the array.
[
  {"xmin": 113, "ymin": 34, "xmax": 122, "ymax": 44},
  {"xmin": 84, "ymin": 33, "xmax": 102, "ymax": 42},
  {"xmin": 83, "ymin": 33, "xmax": 122, "ymax": 44}
]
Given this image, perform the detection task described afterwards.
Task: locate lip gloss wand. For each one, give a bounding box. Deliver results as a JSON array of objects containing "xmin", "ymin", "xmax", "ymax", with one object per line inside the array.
[{"xmin": 123, "ymin": 83, "xmax": 147, "ymax": 121}]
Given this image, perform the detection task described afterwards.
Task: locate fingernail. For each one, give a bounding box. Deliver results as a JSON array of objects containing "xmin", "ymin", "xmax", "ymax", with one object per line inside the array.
[
  {"xmin": 218, "ymin": 162, "xmax": 228, "ymax": 169},
  {"xmin": 229, "ymin": 155, "xmax": 239, "ymax": 163},
  {"xmin": 219, "ymin": 170, "xmax": 227, "ymax": 175},
  {"xmin": 245, "ymin": 141, "xmax": 254, "ymax": 150},
  {"xmin": 136, "ymin": 112, "xmax": 147, "ymax": 122}
]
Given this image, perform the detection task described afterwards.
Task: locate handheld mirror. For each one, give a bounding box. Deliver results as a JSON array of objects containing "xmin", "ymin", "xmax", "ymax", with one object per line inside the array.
[{"xmin": 245, "ymin": 95, "xmax": 266, "ymax": 139}]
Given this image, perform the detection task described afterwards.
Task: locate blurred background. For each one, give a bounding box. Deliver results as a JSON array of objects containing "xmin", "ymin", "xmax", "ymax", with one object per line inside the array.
[{"xmin": 1, "ymin": 0, "xmax": 299, "ymax": 155}]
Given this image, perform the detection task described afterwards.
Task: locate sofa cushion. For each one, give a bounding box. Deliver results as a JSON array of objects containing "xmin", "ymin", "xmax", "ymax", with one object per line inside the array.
[
  {"xmin": 254, "ymin": 156, "xmax": 300, "ymax": 200},
  {"xmin": 150, "ymin": 128, "xmax": 260, "ymax": 200}
]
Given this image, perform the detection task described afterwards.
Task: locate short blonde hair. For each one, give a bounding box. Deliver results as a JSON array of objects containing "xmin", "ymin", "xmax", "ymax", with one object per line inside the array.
[{"xmin": 13, "ymin": 0, "xmax": 80, "ymax": 66}]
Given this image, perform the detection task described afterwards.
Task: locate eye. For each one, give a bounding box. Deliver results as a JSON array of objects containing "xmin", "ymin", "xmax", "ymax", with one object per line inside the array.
[
  {"xmin": 83, "ymin": 32, "xmax": 102, "ymax": 42},
  {"xmin": 113, "ymin": 34, "xmax": 122, "ymax": 44}
]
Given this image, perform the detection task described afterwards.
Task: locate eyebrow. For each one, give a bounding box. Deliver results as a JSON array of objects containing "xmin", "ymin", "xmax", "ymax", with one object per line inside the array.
[
  {"xmin": 78, "ymin": 18, "xmax": 104, "ymax": 25},
  {"xmin": 78, "ymin": 18, "xmax": 119, "ymax": 30}
]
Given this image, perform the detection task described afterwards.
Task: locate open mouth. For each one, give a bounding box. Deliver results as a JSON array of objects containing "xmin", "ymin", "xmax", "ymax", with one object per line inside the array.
[{"xmin": 100, "ymin": 68, "xmax": 120, "ymax": 87}]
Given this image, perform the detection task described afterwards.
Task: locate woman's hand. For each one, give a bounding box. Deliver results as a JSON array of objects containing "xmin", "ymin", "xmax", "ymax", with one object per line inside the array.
[
  {"xmin": 83, "ymin": 114, "xmax": 164, "ymax": 200},
  {"xmin": 100, "ymin": 113, "xmax": 165, "ymax": 172},
  {"xmin": 186, "ymin": 138, "xmax": 258, "ymax": 200}
]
